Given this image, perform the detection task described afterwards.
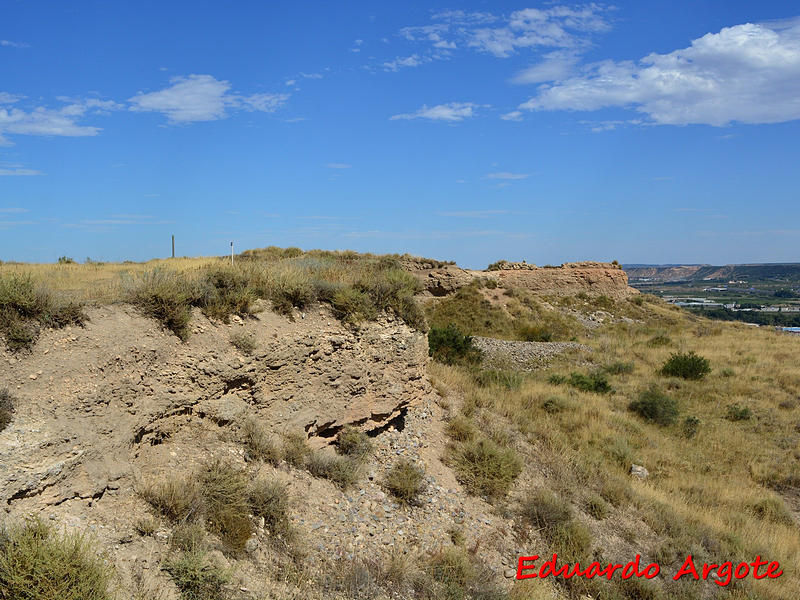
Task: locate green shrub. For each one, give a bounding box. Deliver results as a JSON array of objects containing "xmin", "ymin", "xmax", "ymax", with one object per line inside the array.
[
  {"xmin": 725, "ymin": 403, "xmax": 752, "ymax": 422},
  {"xmin": 683, "ymin": 416, "xmax": 700, "ymax": 439},
  {"xmin": 197, "ymin": 266, "xmax": 254, "ymax": 322},
  {"xmin": 170, "ymin": 523, "xmax": 206, "ymax": 552},
  {"xmin": 241, "ymin": 418, "xmax": 282, "ymax": 465},
  {"xmin": 384, "ymin": 460, "xmax": 426, "ymax": 505},
  {"xmin": 629, "ymin": 387, "xmax": 679, "ymax": 426},
  {"xmin": 603, "ymin": 361, "xmax": 634, "ymax": 375},
  {"xmin": 568, "ymin": 372, "xmax": 612, "ymax": 394},
  {"xmin": 229, "ymin": 330, "xmax": 256, "ymax": 354},
  {"xmin": 0, "ymin": 273, "xmax": 85, "ymax": 351},
  {"xmin": 520, "ymin": 490, "xmax": 592, "ymax": 557},
  {"xmin": 282, "ymin": 432, "xmax": 312, "ymax": 468},
  {"xmin": 585, "ymin": 494, "xmax": 610, "ymax": 520},
  {"xmin": 516, "ymin": 322, "xmax": 553, "ymax": 342},
  {"xmin": 128, "ymin": 270, "xmax": 196, "ymax": 340},
  {"xmin": 307, "ymin": 452, "xmax": 362, "ymax": 489},
  {"xmin": 198, "ymin": 460, "xmax": 252, "ymax": 553},
  {"xmin": 0, "ymin": 388, "xmax": 13, "ymax": 432},
  {"xmin": 660, "ymin": 351, "xmax": 711, "ymax": 380},
  {"xmin": 0, "ymin": 518, "xmax": 112, "ymax": 600},
  {"xmin": 330, "ymin": 287, "xmax": 376, "ymax": 323},
  {"xmin": 428, "ymin": 324, "xmax": 481, "ymax": 365},
  {"xmin": 449, "ymin": 436, "xmax": 522, "ymax": 501},
  {"xmin": 542, "ymin": 396, "xmax": 566, "ymax": 414},
  {"xmin": 336, "ymin": 426, "xmax": 373, "ymax": 459},
  {"xmin": 163, "ymin": 550, "xmax": 229, "ymax": 600},
  {"xmin": 141, "ymin": 477, "xmax": 204, "ymax": 523},
  {"xmin": 445, "ymin": 416, "xmax": 476, "ymax": 442},
  {"xmin": 248, "ymin": 478, "xmax": 292, "ymax": 538},
  {"xmin": 57, "ymin": 256, "xmax": 76, "ymax": 264},
  {"xmin": 647, "ymin": 334, "xmax": 672, "ymax": 347},
  {"xmin": 548, "ymin": 373, "xmax": 567, "ymax": 385},
  {"xmin": 472, "ymin": 369, "xmax": 522, "ymax": 390},
  {"xmin": 750, "ymin": 497, "xmax": 794, "ymax": 525}
]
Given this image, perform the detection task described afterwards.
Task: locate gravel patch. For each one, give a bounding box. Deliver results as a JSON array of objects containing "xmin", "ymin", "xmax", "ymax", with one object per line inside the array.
[{"xmin": 471, "ymin": 336, "xmax": 591, "ymax": 371}]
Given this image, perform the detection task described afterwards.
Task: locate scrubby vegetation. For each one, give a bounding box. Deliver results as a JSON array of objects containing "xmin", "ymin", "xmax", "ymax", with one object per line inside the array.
[
  {"xmin": 0, "ymin": 248, "xmax": 430, "ymax": 348},
  {"xmin": 163, "ymin": 550, "xmax": 230, "ymax": 600},
  {"xmin": 0, "ymin": 272, "xmax": 86, "ymax": 350},
  {"xmin": 660, "ymin": 350, "xmax": 712, "ymax": 380},
  {"xmin": 427, "ymin": 323, "xmax": 481, "ymax": 365},
  {"xmin": 383, "ymin": 459, "xmax": 427, "ymax": 505},
  {"xmin": 628, "ymin": 386, "xmax": 679, "ymax": 426},
  {"xmin": 0, "ymin": 518, "xmax": 112, "ymax": 600}
]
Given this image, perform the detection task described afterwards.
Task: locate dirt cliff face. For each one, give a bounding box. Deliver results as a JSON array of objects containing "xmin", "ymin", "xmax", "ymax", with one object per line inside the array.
[
  {"xmin": 0, "ymin": 303, "xmax": 431, "ymax": 508},
  {"xmin": 408, "ymin": 260, "xmax": 638, "ymax": 300}
]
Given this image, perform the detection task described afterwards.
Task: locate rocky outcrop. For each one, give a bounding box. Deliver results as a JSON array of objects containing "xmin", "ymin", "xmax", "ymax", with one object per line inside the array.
[{"xmin": 408, "ymin": 261, "xmax": 637, "ymax": 300}]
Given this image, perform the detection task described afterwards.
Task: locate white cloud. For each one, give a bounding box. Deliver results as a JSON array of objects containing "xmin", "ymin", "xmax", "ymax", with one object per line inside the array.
[
  {"xmin": 1, "ymin": 40, "xmax": 28, "ymax": 48},
  {"xmin": 325, "ymin": 163, "xmax": 352, "ymax": 169},
  {"xmin": 484, "ymin": 172, "xmax": 529, "ymax": 180},
  {"xmin": 512, "ymin": 50, "xmax": 580, "ymax": 83},
  {"xmin": 390, "ymin": 102, "xmax": 480, "ymax": 121},
  {"xmin": 382, "ymin": 54, "xmax": 430, "ymax": 71},
  {"xmin": 285, "ymin": 79, "xmax": 297, "ymax": 86},
  {"xmin": 0, "ymin": 97, "xmax": 117, "ymax": 144},
  {"xmin": 300, "ymin": 72, "xmax": 323, "ymax": 79},
  {"xmin": 0, "ymin": 168, "xmax": 42, "ymax": 176},
  {"xmin": 0, "ymin": 207, "xmax": 30, "ymax": 213},
  {"xmin": 397, "ymin": 5, "xmax": 611, "ymax": 60},
  {"xmin": 0, "ymin": 93, "xmax": 22, "ymax": 104},
  {"xmin": 128, "ymin": 74, "xmax": 288, "ymax": 123},
  {"xmin": 438, "ymin": 210, "xmax": 510, "ymax": 217},
  {"xmin": 519, "ymin": 19, "xmax": 800, "ymax": 126},
  {"xmin": 500, "ymin": 110, "xmax": 523, "ymax": 121}
]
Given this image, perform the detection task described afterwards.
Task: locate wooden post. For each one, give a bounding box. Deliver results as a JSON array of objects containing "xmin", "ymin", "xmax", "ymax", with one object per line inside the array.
[{"xmin": 171, "ymin": 235, "xmax": 175, "ymax": 258}]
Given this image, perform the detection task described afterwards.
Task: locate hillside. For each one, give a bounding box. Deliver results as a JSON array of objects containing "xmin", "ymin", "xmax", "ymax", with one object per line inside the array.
[
  {"xmin": 625, "ymin": 263, "xmax": 800, "ymax": 283},
  {"xmin": 1, "ymin": 249, "xmax": 799, "ymax": 600}
]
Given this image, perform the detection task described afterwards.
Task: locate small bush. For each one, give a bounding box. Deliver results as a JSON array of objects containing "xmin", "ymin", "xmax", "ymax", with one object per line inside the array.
[
  {"xmin": 629, "ymin": 387, "xmax": 679, "ymax": 426},
  {"xmin": 542, "ymin": 396, "xmax": 566, "ymax": 414},
  {"xmin": 520, "ymin": 490, "xmax": 592, "ymax": 557},
  {"xmin": 141, "ymin": 477, "xmax": 204, "ymax": 523},
  {"xmin": 445, "ymin": 416, "xmax": 476, "ymax": 442},
  {"xmin": 0, "ymin": 388, "xmax": 14, "ymax": 432},
  {"xmin": 647, "ymin": 334, "xmax": 672, "ymax": 347},
  {"xmin": 307, "ymin": 452, "xmax": 362, "ymax": 489},
  {"xmin": 660, "ymin": 351, "xmax": 711, "ymax": 380},
  {"xmin": 720, "ymin": 367, "xmax": 735, "ymax": 378},
  {"xmin": 0, "ymin": 518, "xmax": 112, "ymax": 600},
  {"xmin": 248, "ymin": 478, "xmax": 292, "ymax": 538},
  {"xmin": 197, "ymin": 266, "xmax": 254, "ymax": 322},
  {"xmin": 133, "ymin": 517, "xmax": 158, "ymax": 537},
  {"xmin": 241, "ymin": 418, "xmax": 282, "ymax": 465},
  {"xmin": 170, "ymin": 523, "xmax": 206, "ymax": 552},
  {"xmin": 568, "ymin": 372, "xmax": 612, "ymax": 394},
  {"xmin": 128, "ymin": 270, "xmax": 196, "ymax": 340},
  {"xmin": 603, "ymin": 361, "xmax": 634, "ymax": 375},
  {"xmin": 336, "ymin": 426, "xmax": 373, "ymax": 459},
  {"xmin": 163, "ymin": 550, "xmax": 230, "ymax": 600},
  {"xmin": 282, "ymin": 432, "xmax": 312, "ymax": 468},
  {"xmin": 57, "ymin": 256, "xmax": 76, "ymax": 264},
  {"xmin": 585, "ymin": 494, "xmax": 610, "ymax": 520},
  {"xmin": 548, "ymin": 373, "xmax": 567, "ymax": 385},
  {"xmin": 682, "ymin": 416, "xmax": 700, "ymax": 439},
  {"xmin": 449, "ymin": 436, "xmax": 522, "ymax": 501},
  {"xmin": 384, "ymin": 460, "xmax": 426, "ymax": 505},
  {"xmin": 428, "ymin": 324, "xmax": 481, "ymax": 365},
  {"xmin": 229, "ymin": 331, "xmax": 256, "ymax": 355},
  {"xmin": 725, "ymin": 403, "xmax": 752, "ymax": 421},
  {"xmin": 750, "ymin": 497, "xmax": 794, "ymax": 525},
  {"xmin": 516, "ymin": 322, "xmax": 553, "ymax": 342},
  {"xmin": 600, "ymin": 479, "xmax": 632, "ymax": 507},
  {"xmin": 472, "ymin": 369, "xmax": 522, "ymax": 390},
  {"xmin": 198, "ymin": 460, "xmax": 252, "ymax": 553}
]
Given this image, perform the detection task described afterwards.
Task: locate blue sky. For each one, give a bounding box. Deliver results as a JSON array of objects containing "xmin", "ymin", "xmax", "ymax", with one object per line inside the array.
[{"xmin": 2, "ymin": 1, "xmax": 800, "ymax": 268}]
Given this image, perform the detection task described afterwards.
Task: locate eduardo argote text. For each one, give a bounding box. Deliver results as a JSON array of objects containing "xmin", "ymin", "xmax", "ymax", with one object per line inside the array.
[{"xmin": 516, "ymin": 553, "xmax": 783, "ymax": 587}]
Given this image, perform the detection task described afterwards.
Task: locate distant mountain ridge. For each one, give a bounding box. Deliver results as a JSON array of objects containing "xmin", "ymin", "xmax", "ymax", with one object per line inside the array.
[{"xmin": 624, "ymin": 263, "xmax": 800, "ymax": 282}]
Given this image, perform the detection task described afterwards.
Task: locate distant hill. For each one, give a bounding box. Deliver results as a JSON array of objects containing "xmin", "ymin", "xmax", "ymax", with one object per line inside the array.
[{"xmin": 624, "ymin": 263, "xmax": 800, "ymax": 282}]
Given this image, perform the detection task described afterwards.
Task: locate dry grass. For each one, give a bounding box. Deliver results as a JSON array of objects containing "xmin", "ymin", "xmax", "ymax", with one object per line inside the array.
[
  {"xmin": 431, "ymin": 296, "xmax": 800, "ymax": 599},
  {"xmin": 383, "ymin": 459, "xmax": 427, "ymax": 505}
]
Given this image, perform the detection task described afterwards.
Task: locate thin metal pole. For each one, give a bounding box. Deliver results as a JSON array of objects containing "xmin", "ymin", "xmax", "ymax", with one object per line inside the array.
[
  {"xmin": 230, "ymin": 241, "xmax": 234, "ymax": 265},
  {"xmin": 171, "ymin": 235, "xmax": 175, "ymax": 258}
]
